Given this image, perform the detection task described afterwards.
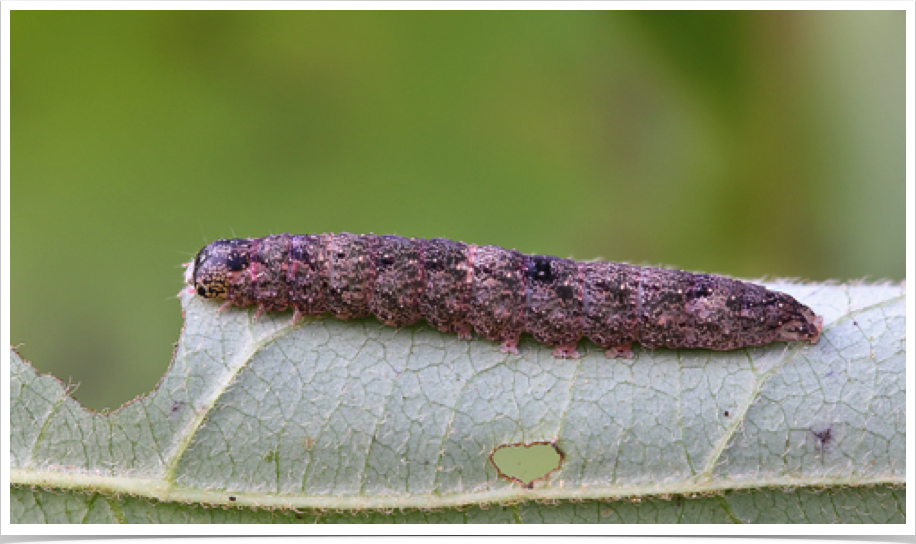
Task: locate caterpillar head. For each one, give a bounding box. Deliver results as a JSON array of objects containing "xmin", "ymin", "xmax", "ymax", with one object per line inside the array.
[
  {"xmin": 185, "ymin": 239, "xmax": 250, "ymax": 299},
  {"xmin": 772, "ymin": 292, "xmax": 823, "ymax": 345}
]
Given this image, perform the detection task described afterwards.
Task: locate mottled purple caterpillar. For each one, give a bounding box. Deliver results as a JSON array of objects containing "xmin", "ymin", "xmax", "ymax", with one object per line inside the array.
[{"xmin": 184, "ymin": 233, "xmax": 823, "ymax": 359}]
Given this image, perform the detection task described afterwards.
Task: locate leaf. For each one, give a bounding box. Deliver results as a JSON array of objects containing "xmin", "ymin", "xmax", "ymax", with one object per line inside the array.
[{"xmin": 9, "ymin": 283, "xmax": 906, "ymax": 523}]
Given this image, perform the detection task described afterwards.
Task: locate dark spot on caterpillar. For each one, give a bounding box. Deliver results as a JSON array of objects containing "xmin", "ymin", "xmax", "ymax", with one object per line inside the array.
[
  {"xmin": 528, "ymin": 256, "xmax": 555, "ymax": 283},
  {"xmin": 228, "ymin": 496, "xmax": 236, "ymax": 502},
  {"xmin": 225, "ymin": 250, "xmax": 246, "ymax": 272},
  {"xmin": 694, "ymin": 275, "xmax": 715, "ymax": 298},
  {"xmin": 378, "ymin": 254, "xmax": 396, "ymax": 268},
  {"xmin": 185, "ymin": 233, "xmax": 823, "ymax": 358},
  {"xmin": 289, "ymin": 244, "xmax": 313, "ymax": 270},
  {"xmin": 555, "ymin": 285, "xmax": 574, "ymax": 300}
]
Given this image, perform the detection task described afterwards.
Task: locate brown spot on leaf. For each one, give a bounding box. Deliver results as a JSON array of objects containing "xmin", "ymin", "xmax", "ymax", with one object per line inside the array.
[{"xmin": 811, "ymin": 426, "xmax": 834, "ymax": 453}]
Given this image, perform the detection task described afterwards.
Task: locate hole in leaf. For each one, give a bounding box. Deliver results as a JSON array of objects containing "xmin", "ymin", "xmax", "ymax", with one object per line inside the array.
[{"xmin": 489, "ymin": 441, "xmax": 564, "ymax": 488}]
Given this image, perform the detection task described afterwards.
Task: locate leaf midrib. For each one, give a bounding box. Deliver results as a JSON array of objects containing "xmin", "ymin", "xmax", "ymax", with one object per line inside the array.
[{"xmin": 10, "ymin": 467, "xmax": 903, "ymax": 510}]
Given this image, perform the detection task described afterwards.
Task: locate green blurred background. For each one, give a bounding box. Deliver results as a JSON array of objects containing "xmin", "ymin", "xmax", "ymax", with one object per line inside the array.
[{"xmin": 12, "ymin": 11, "xmax": 905, "ymax": 411}]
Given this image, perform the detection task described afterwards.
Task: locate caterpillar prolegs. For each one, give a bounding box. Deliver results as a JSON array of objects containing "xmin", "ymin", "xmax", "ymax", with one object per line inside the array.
[{"xmin": 184, "ymin": 233, "xmax": 823, "ymax": 359}]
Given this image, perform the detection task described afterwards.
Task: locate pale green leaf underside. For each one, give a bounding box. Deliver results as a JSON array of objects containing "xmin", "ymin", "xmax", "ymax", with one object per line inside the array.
[{"xmin": 10, "ymin": 283, "xmax": 906, "ymax": 521}]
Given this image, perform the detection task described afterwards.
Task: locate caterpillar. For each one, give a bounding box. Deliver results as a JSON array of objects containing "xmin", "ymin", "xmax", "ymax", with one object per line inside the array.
[{"xmin": 184, "ymin": 233, "xmax": 823, "ymax": 359}]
